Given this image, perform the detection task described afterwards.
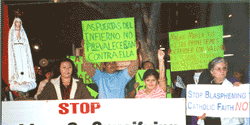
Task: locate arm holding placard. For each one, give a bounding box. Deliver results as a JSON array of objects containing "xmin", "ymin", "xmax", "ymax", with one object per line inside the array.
[
  {"xmin": 158, "ymin": 49, "xmax": 167, "ymax": 92},
  {"xmin": 81, "ymin": 39, "xmax": 96, "ymax": 78},
  {"xmin": 127, "ymin": 41, "xmax": 139, "ymax": 78}
]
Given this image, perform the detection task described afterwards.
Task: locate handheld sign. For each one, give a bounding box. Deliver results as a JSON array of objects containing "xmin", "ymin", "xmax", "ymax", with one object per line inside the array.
[
  {"xmin": 135, "ymin": 69, "xmax": 172, "ymax": 98},
  {"xmin": 3, "ymin": 99, "xmax": 186, "ymax": 125},
  {"xmin": 186, "ymin": 84, "xmax": 249, "ymax": 117},
  {"xmin": 82, "ymin": 17, "xmax": 137, "ymax": 63},
  {"xmin": 169, "ymin": 25, "xmax": 224, "ymax": 71}
]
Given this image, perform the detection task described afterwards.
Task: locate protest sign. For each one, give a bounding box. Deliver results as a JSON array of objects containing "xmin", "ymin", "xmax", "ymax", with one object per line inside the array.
[
  {"xmin": 169, "ymin": 25, "xmax": 224, "ymax": 71},
  {"xmin": 2, "ymin": 99, "xmax": 186, "ymax": 125},
  {"xmin": 82, "ymin": 17, "xmax": 137, "ymax": 63},
  {"xmin": 67, "ymin": 56, "xmax": 100, "ymax": 98},
  {"xmin": 186, "ymin": 84, "xmax": 249, "ymax": 117},
  {"xmin": 135, "ymin": 69, "xmax": 172, "ymax": 98}
]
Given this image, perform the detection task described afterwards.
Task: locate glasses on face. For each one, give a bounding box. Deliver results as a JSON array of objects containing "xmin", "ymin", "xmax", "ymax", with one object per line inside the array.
[{"xmin": 214, "ymin": 67, "xmax": 227, "ymax": 72}]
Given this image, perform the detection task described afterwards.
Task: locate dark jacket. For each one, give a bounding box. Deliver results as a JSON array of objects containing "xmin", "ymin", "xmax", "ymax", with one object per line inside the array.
[{"xmin": 38, "ymin": 76, "xmax": 93, "ymax": 100}]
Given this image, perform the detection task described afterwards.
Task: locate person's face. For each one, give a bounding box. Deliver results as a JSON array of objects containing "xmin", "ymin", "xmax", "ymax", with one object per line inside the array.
[
  {"xmin": 144, "ymin": 75, "xmax": 157, "ymax": 90},
  {"xmin": 143, "ymin": 62, "xmax": 154, "ymax": 70},
  {"xmin": 60, "ymin": 61, "xmax": 73, "ymax": 78},
  {"xmin": 210, "ymin": 62, "xmax": 227, "ymax": 80},
  {"xmin": 233, "ymin": 71, "xmax": 242, "ymax": 80},
  {"xmin": 15, "ymin": 21, "xmax": 21, "ymax": 28},
  {"xmin": 105, "ymin": 62, "xmax": 117, "ymax": 74}
]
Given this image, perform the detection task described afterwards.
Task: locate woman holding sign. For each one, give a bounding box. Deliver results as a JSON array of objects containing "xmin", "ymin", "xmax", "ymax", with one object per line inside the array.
[
  {"xmin": 197, "ymin": 57, "xmax": 242, "ymax": 125},
  {"xmin": 135, "ymin": 49, "xmax": 167, "ymax": 99},
  {"xmin": 37, "ymin": 58, "xmax": 93, "ymax": 100}
]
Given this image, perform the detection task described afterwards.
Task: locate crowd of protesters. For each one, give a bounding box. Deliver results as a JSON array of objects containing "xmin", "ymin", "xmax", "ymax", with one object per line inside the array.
[{"xmin": 2, "ymin": 38, "xmax": 248, "ymax": 125}]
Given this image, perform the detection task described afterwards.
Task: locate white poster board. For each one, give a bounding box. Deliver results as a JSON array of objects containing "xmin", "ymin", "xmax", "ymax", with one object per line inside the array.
[
  {"xmin": 3, "ymin": 98, "xmax": 186, "ymax": 125},
  {"xmin": 186, "ymin": 84, "xmax": 249, "ymax": 117}
]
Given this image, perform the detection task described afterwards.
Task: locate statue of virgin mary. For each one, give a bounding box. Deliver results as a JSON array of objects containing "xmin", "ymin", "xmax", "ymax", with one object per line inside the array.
[{"xmin": 8, "ymin": 17, "xmax": 37, "ymax": 93}]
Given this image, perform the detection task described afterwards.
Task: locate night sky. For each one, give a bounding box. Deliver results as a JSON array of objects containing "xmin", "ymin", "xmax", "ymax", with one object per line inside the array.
[
  {"xmin": 5, "ymin": 2, "xmax": 249, "ymax": 79},
  {"xmin": 6, "ymin": 2, "xmax": 203, "ymax": 66}
]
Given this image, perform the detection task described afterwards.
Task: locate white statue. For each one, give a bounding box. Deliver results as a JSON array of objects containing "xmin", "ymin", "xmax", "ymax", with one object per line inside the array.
[{"xmin": 8, "ymin": 17, "xmax": 37, "ymax": 93}]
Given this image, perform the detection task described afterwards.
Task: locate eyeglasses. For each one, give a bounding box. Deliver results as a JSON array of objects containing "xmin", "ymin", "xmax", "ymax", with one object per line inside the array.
[{"xmin": 214, "ymin": 67, "xmax": 227, "ymax": 71}]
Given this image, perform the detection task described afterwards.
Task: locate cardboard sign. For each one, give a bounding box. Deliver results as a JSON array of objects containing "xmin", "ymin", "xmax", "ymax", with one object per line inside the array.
[
  {"xmin": 82, "ymin": 17, "xmax": 137, "ymax": 63},
  {"xmin": 2, "ymin": 99, "xmax": 186, "ymax": 125},
  {"xmin": 135, "ymin": 69, "xmax": 172, "ymax": 98},
  {"xmin": 186, "ymin": 84, "xmax": 249, "ymax": 117},
  {"xmin": 169, "ymin": 25, "xmax": 224, "ymax": 71}
]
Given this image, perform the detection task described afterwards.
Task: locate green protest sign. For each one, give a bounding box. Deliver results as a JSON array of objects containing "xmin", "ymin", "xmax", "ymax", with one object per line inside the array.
[
  {"xmin": 169, "ymin": 25, "xmax": 224, "ymax": 71},
  {"xmin": 82, "ymin": 17, "xmax": 137, "ymax": 63},
  {"xmin": 67, "ymin": 56, "xmax": 100, "ymax": 98},
  {"xmin": 135, "ymin": 69, "xmax": 172, "ymax": 98}
]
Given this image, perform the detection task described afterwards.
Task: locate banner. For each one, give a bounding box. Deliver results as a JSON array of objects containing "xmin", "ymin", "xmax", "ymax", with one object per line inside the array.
[
  {"xmin": 186, "ymin": 84, "xmax": 249, "ymax": 117},
  {"xmin": 67, "ymin": 56, "xmax": 100, "ymax": 98},
  {"xmin": 2, "ymin": 99, "xmax": 186, "ymax": 125},
  {"xmin": 82, "ymin": 17, "xmax": 137, "ymax": 63},
  {"xmin": 135, "ymin": 69, "xmax": 172, "ymax": 98},
  {"xmin": 169, "ymin": 25, "xmax": 224, "ymax": 71}
]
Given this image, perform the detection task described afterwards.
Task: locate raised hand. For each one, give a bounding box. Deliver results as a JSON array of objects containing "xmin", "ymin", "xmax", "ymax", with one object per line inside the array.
[
  {"xmin": 158, "ymin": 49, "xmax": 165, "ymax": 60},
  {"xmin": 134, "ymin": 82, "xmax": 139, "ymax": 90}
]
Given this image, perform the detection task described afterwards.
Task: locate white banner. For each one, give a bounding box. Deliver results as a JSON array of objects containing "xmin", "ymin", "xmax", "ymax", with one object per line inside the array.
[
  {"xmin": 186, "ymin": 84, "xmax": 249, "ymax": 117},
  {"xmin": 3, "ymin": 98, "xmax": 186, "ymax": 125}
]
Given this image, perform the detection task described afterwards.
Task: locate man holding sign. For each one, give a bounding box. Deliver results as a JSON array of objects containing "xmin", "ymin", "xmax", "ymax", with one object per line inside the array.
[{"xmin": 81, "ymin": 39, "xmax": 139, "ymax": 99}]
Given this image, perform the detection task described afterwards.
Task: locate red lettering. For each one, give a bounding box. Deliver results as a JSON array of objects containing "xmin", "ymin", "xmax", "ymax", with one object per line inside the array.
[
  {"xmin": 235, "ymin": 102, "xmax": 241, "ymax": 111},
  {"xmin": 242, "ymin": 102, "xmax": 248, "ymax": 111},
  {"xmin": 80, "ymin": 103, "xmax": 90, "ymax": 114},
  {"xmin": 59, "ymin": 103, "xmax": 69, "ymax": 114},
  {"xmin": 235, "ymin": 102, "xmax": 248, "ymax": 111},
  {"xmin": 91, "ymin": 102, "xmax": 101, "ymax": 113},
  {"xmin": 70, "ymin": 103, "xmax": 79, "ymax": 114},
  {"xmin": 59, "ymin": 102, "xmax": 101, "ymax": 114}
]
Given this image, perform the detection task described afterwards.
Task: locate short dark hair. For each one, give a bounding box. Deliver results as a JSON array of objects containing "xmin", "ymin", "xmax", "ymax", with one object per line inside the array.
[
  {"xmin": 141, "ymin": 61, "xmax": 155, "ymax": 69},
  {"xmin": 208, "ymin": 57, "xmax": 228, "ymax": 72},
  {"xmin": 143, "ymin": 69, "xmax": 159, "ymax": 81}
]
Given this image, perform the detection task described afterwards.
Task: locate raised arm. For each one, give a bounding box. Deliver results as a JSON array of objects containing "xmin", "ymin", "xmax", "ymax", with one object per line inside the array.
[
  {"xmin": 158, "ymin": 49, "xmax": 167, "ymax": 92},
  {"xmin": 127, "ymin": 41, "xmax": 139, "ymax": 78},
  {"xmin": 81, "ymin": 39, "xmax": 96, "ymax": 77}
]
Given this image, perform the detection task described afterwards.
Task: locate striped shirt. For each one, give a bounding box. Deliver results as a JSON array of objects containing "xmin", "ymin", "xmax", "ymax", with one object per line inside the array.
[{"xmin": 135, "ymin": 85, "xmax": 166, "ymax": 99}]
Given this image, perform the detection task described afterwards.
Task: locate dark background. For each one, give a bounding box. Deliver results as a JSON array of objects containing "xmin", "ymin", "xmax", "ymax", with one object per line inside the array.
[{"xmin": 3, "ymin": 1, "xmax": 249, "ymax": 83}]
